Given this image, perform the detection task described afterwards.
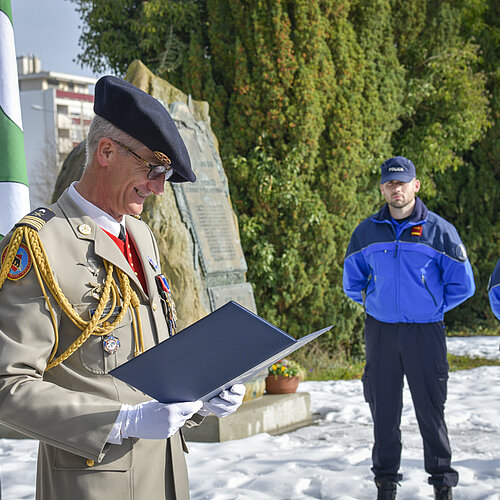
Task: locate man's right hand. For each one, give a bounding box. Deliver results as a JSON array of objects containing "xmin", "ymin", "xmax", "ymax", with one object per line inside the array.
[{"xmin": 116, "ymin": 400, "xmax": 203, "ymax": 440}]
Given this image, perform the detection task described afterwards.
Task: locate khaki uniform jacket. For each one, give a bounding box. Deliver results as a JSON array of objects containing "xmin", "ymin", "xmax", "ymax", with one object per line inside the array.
[{"xmin": 0, "ymin": 190, "xmax": 190, "ymax": 500}]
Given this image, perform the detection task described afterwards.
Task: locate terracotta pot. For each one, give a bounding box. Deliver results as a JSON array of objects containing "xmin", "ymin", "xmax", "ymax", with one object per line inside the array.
[{"xmin": 265, "ymin": 375, "xmax": 299, "ymax": 394}]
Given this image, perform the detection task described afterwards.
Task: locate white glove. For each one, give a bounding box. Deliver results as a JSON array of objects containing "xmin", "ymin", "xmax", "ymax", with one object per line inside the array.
[
  {"xmin": 110, "ymin": 400, "xmax": 203, "ymax": 442},
  {"xmin": 200, "ymin": 384, "xmax": 246, "ymax": 418}
]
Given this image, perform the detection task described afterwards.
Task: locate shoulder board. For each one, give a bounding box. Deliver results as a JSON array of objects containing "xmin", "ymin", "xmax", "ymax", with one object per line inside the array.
[
  {"xmin": 15, "ymin": 207, "xmax": 55, "ymax": 232},
  {"xmin": 131, "ymin": 214, "xmax": 142, "ymax": 220}
]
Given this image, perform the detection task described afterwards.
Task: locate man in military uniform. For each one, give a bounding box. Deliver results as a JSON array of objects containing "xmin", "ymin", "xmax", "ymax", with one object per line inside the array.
[{"xmin": 0, "ymin": 76, "xmax": 244, "ymax": 500}]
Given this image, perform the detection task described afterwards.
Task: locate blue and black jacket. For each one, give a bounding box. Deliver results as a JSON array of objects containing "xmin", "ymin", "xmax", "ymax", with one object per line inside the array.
[
  {"xmin": 488, "ymin": 258, "xmax": 500, "ymax": 321},
  {"xmin": 343, "ymin": 197, "xmax": 475, "ymax": 324}
]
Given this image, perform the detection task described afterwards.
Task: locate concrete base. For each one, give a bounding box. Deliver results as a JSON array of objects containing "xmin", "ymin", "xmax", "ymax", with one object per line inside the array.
[{"xmin": 183, "ymin": 392, "xmax": 312, "ymax": 442}]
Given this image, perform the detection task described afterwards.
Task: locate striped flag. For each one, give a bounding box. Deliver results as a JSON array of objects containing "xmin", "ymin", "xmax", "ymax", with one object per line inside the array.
[{"xmin": 0, "ymin": 0, "xmax": 29, "ymax": 239}]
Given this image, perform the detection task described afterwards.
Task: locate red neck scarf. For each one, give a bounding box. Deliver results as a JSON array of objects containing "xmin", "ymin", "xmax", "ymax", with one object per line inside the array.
[{"xmin": 102, "ymin": 228, "xmax": 147, "ymax": 293}]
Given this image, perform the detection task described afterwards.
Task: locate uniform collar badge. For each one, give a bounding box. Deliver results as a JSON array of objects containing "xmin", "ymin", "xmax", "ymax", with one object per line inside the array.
[{"xmin": 78, "ymin": 224, "xmax": 92, "ymax": 235}]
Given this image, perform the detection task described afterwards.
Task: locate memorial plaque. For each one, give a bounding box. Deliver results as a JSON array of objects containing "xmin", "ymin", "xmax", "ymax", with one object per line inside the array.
[
  {"xmin": 208, "ymin": 283, "xmax": 257, "ymax": 313},
  {"xmin": 170, "ymin": 102, "xmax": 247, "ymax": 276}
]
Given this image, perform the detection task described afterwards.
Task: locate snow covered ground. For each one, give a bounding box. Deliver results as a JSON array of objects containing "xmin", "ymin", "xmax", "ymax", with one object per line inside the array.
[{"xmin": 1, "ymin": 336, "xmax": 499, "ymax": 500}]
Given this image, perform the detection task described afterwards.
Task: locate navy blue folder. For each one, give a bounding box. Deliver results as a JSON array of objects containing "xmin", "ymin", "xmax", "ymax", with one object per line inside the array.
[{"xmin": 110, "ymin": 301, "xmax": 332, "ymax": 403}]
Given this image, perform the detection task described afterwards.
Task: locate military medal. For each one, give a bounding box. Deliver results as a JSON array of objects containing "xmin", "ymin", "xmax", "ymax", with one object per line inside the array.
[
  {"xmin": 102, "ymin": 334, "xmax": 120, "ymax": 354},
  {"xmin": 148, "ymin": 256, "xmax": 160, "ymax": 272},
  {"xmin": 154, "ymin": 273, "xmax": 177, "ymax": 335}
]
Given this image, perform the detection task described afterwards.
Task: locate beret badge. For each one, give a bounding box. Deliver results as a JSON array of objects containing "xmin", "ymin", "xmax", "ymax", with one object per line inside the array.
[{"xmin": 154, "ymin": 151, "xmax": 171, "ymax": 165}]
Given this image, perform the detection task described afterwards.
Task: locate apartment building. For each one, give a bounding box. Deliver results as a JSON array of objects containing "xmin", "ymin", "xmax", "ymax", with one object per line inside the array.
[{"xmin": 17, "ymin": 54, "xmax": 96, "ymax": 208}]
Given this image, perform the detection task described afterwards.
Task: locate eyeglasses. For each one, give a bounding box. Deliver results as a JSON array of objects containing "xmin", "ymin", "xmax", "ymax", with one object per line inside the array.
[{"xmin": 112, "ymin": 139, "xmax": 173, "ymax": 180}]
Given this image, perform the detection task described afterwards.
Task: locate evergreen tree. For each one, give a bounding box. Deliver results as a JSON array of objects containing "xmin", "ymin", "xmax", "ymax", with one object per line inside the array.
[
  {"xmin": 69, "ymin": 0, "xmax": 494, "ymax": 355},
  {"xmin": 431, "ymin": 0, "xmax": 499, "ymax": 331}
]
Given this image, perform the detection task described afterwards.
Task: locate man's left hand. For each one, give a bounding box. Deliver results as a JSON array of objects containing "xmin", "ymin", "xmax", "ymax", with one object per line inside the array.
[{"xmin": 200, "ymin": 384, "xmax": 246, "ymax": 417}]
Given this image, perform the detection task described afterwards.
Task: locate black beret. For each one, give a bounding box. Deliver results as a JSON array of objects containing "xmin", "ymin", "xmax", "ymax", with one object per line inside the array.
[{"xmin": 94, "ymin": 75, "xmax": 195, "ymax": 183}]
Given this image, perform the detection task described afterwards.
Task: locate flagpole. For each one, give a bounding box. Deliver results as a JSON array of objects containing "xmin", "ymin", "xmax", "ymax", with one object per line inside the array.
[{"xmin": 0, "ymin": 0, "xmax": 30, "ymax": 239}]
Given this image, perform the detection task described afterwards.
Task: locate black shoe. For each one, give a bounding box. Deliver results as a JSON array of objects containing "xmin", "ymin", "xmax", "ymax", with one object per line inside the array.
[
  {"xmin": 375, "ymin": 477, "xmax": 398, "ymax": 500},
  {"xmin": 433, "ymin": 485, "xmax": 453, "ymax": 500}
]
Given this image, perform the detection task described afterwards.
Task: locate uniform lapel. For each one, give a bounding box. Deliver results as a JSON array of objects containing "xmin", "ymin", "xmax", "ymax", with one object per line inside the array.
[
  {"xmin": 124, "ymin": 215, "xmax": 158, "ymax": 298},
  {"xmin": 56, "ymin": 190, "xmax": 146, "ymax": 296}
]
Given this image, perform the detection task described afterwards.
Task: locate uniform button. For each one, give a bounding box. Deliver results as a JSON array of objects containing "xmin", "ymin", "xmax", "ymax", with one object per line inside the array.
[
  {"xmin": 86, "ymin": 459, "xmax": 94, "ymax": 467},
  {"xmin": 103, "ymin": 321, "xmax": 110, "ymax": 327},
  {"xmin": 152, "ymin": 303, "xmax": 158, "ymax": 311}
]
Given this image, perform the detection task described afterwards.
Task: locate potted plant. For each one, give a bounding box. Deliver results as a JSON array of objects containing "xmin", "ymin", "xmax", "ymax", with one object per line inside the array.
[{"xmin": 265, "ymin": 359, "xmax": 303, "ymax": 394}]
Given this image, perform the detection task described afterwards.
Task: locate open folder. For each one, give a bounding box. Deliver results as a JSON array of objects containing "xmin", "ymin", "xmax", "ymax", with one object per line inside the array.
[{"xmin": 110, "ymin": 301, "xmax": 332, "ymax": 403}]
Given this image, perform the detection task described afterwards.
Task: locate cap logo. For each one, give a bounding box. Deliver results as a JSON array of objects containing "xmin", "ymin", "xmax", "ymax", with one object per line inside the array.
[
  {"xmin": 388, "ymin": 167, "xmax": 405, "ymax": 172},
  {"xmin": 154, "ymin": 151, "xmax": 171, "ymax": 165}
]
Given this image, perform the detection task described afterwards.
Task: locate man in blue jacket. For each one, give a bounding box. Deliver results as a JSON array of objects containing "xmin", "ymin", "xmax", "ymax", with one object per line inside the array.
[
  {"xmin": 343, "ymin": 157, "xmax": 475, "ymax": 500},
  {"xmin": 488, "ymin": 258, "xmax": 500, "ymax": 321}
]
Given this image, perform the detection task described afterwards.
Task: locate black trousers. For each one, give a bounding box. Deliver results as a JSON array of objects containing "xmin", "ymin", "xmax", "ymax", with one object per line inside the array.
[{"xmin": 362, "ymin": 316, "xmax": 458, "ymax": 487}]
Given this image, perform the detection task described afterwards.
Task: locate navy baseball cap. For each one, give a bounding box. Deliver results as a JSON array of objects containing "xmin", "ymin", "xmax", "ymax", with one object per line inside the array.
[
  {"xmin": 380, "ymin": 156, "xmax": 416, "ymax": 184},
  {"xmin": 94, "ymin": 75, "xmax": 195, "ymax": 183}
]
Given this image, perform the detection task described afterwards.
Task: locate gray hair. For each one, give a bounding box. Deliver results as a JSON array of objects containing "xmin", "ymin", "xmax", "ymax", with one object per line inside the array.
[{"xmin": 85, "ymin": 115, "xmax": 144, "ymax": 168}]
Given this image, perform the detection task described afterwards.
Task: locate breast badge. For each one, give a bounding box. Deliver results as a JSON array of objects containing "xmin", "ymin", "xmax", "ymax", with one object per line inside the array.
[
  {"xmin": 1, "ymin": 243, "xmax": 32, "ymax": 280},
  {"xmin": 103, "ymin": 334, "xmax": 121, "ymax": 354},
  {"xmin": 411, "ymin": 225, "xmax": 423, "ymax": 237}
]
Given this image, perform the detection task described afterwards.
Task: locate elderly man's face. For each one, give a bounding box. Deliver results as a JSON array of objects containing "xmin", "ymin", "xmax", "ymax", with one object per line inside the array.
[{"xmin": 105, "ymin": 142, "xmax": 166, "ymax": 220}]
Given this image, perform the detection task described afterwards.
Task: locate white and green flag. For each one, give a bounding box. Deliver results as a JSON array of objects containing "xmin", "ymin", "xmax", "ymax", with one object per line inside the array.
[{"xmin": 0, "ymin": 0, "xmax": 29, "ymax": 239}]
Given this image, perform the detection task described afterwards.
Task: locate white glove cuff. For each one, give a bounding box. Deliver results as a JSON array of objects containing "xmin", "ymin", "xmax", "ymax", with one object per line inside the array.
[{"xmin": 107, "ymin": 404, "xmax": 134, "ymax": 444}]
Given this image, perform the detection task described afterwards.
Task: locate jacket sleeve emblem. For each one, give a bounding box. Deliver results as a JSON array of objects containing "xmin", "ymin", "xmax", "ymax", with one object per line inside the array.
[
  {"xmin": 455, "ymin": 243, "xmax": 468, "ymax": 262},
  {"xmin": 1, "ymin": 242, "xmax": 32, "ymax": 280}
]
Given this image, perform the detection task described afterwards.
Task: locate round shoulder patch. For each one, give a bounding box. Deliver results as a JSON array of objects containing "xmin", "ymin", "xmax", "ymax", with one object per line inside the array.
[
  {"xmin": 1, "ymin": 243, "xmax": 32, "ymax": 280},
  {"xmin": 455, "ymin": 243, "xmax": 468, "ymax": 262}
]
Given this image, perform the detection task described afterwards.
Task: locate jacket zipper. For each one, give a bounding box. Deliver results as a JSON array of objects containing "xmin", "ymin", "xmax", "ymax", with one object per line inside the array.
[
  {"xmin": 394, "ymin": 236, "xmax": 400, "ymax": 320},
  {"xmin": 421, "ymin": 275, "xmax": 437, "ymax": 306}
]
